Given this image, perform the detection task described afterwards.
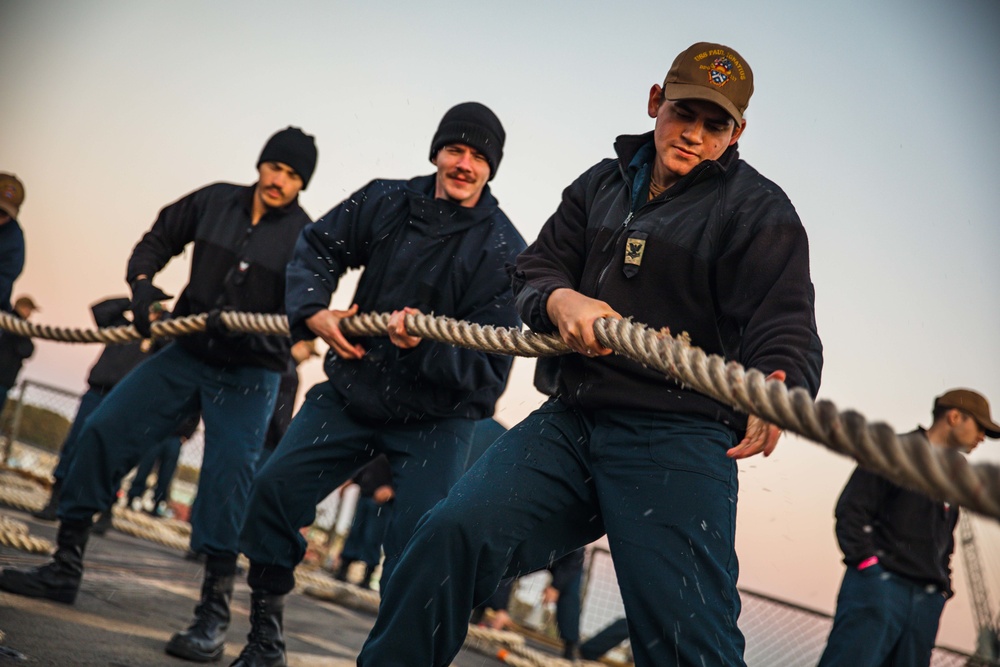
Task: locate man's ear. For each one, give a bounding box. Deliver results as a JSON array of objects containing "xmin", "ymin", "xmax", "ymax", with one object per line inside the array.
[
  {"xmin": 647, "ymin": 84, "xmax": 664, "ymax": 119},
  {"xmin": 729, "ymin": 119, "xmax": 747, "ymax": 146}
]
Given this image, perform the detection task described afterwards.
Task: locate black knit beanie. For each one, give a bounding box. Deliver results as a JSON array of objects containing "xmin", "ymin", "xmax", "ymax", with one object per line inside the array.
[
  {"xmin": 257, "ymin": 126, "xmax": 318, "ymax": 189},
  {"xmin": 429, "ymin": 102, "xmax": 505, "ymax": 180}
]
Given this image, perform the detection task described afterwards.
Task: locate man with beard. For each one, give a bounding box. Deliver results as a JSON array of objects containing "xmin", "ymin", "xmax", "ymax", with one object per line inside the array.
[{"xmin": 0, "ymin": 127, "xmax": 317, "ymax": 665}]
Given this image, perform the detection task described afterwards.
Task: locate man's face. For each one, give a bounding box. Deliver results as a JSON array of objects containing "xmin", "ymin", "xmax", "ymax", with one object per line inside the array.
[
  {"xmin": 647, "ymin": 85, "xmax": 744, "ymax": 188},
  {"xmin": 948, "ymin": 410, "xmax": 986, "ymax": 453},
  {"xmin": 432, "ymin": 143, "xmax": 490, "ymax": 208},
  {"xmin": 255, "ymin": 162, "xmax": 304, "ymax": 210}
]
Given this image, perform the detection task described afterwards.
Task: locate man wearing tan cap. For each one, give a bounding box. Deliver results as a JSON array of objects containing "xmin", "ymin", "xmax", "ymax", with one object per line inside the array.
[
  {"xmin": 359, "ymin": 42, "xmax": 822, "ymax": 667},
  {"xmin": 0, "ymin": 173, "xmax": 27, "ymax": 313},
  {"xmin": 0, "ymin": 295, "xmax": 39, "ymax": 413},
  {"xmin": 818, "ymin": 389, "xmax": 1000, "ymax": 667}
]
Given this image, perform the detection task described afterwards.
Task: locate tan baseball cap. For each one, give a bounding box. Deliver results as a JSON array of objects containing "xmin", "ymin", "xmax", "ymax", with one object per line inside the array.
[
  {"xmin": 663, "ymin": 42, "xmax": 754, "ymax": 124},
  {"xmin": 0, "ymin": 173, "xmax": 25, "ymax": 221},
  {"xmin": 935, "ymin": 388, "xmax": 1000, "ymax": 438}
]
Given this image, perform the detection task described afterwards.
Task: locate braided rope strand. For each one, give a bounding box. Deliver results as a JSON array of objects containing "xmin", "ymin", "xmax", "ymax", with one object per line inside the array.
[{"xmin": 2, "ymin": 310, "xmax": 997, "ymax": 518}]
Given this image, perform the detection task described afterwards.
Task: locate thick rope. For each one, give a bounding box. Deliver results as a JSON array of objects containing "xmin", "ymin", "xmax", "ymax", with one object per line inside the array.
[
  {"xmin": 1, "ymin": 310, "xmax": 997, "ymax": 519},
  {"xmin": 0, "ymin": 513, "xmax": 52, "ymax": 554},
  {"xmin": 0, "ymin": 472, "xmax": 55, "ymax": 553},
  {"xmin": 108, "ymin": 506, "xmax": 192, "ymax": 551},
  {"xmin": 0, "ymin": 310, "xmax": 209, "ymax": 344}
]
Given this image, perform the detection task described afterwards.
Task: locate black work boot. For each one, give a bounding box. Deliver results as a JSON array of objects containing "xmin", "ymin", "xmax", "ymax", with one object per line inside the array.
[
  {"xmin": 165, "ymin": 569, "xmax": 234, "ymax": 662},
  {"xmin": 32, "ymin": 480, "xmax": 62, "ymax": 521},
  {"xmin": 0, "ymin": 520, "xmax": 88, "ymax": 604},
  {"xmin": 90, "ymin": 509, "xmax": 113, "ymax": 536},
  {"xmin": 230, "ymin": 591, "xmax": 286, "ymax": 667}
]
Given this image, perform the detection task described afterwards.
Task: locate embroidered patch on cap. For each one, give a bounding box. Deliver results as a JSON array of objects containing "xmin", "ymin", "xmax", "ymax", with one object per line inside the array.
[{"xmin": 705, "ymin": 57, "xmax": 735, "ymax": 87}]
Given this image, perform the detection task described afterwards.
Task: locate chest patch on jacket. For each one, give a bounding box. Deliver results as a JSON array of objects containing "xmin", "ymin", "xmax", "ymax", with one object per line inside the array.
[{"xmin": 625, "ymin": 237, "xmax": 646, "ymax": 266}]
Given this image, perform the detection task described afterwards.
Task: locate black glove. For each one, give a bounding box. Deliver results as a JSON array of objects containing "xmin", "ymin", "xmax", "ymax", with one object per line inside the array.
[
  {"xmin": 205, "ymin": 308, "xmax": 231, "ymax": 336},
  {"xmin": 130, "ymin": 279, "xmax": 172, "ymax": 338}
]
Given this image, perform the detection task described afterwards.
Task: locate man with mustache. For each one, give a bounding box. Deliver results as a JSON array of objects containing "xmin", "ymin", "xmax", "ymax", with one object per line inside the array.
[
  {"xmin": 818, "ymin": 389, "xmax": 1000, "ymax": 667},
  {"xmin": 359, "ymin": 42, "xmax": 823, "ymax": 667},
  {"xmin": 0, "ymin": 127, "xmax": 317, "ymax": 664},
  {"xmin": 230, "ymin": 102, "xmax": 525, "ymax": 667}
]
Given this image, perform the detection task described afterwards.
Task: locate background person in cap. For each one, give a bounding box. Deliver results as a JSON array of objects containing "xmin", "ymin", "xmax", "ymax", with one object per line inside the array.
[
  {"xmin": 817, "ymin": 388, "xmax": 1000, "ymax": 667},
  {"xmin": 230, "ymin": 101, "xmax": 523, "ymax": 666},
  {"xmin": 0, "ymin": 127, "xmax": 317, "ymax": 664},
  {"xmin": 359, "ymin": 41, "xmax": 822, "ymax": 667},
  {"xmin": 0, "ymin": 295, "xmax": 39, "ymax": 413},
  {"xmin": 0, "ymin": 173, "xmax": 27, "ymax": 313}
]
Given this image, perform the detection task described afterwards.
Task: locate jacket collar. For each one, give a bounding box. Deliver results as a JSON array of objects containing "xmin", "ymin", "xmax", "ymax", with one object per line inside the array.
[
  {"xmin": 404, "ymin": 174, "xmax": 500, "ymax": 237},
  {"xmin": 613, "ymin": 131, "xmax": 740, "ymax": 191}
]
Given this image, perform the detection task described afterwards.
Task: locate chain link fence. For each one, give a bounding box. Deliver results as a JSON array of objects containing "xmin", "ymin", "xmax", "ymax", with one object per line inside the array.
[
  {"xmin": 504, "ymin": 547, "xmax": 987, "ymax": 666},
  {"xmin": 0, "ymin": 379, "xmax": 78, "ymax": 470}
]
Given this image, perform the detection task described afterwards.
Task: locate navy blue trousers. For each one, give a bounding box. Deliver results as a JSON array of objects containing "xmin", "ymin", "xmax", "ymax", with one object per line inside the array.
[
  {"xmin": 555, "ymin": 566, "xmax": 582, "ymax": 643},
  {"xmin": 239, "ymin": 381, "xmax": 472, "ymax": 588},
  {"xmin": 464, "ymin": 417, "xmax": 507, "ymax": 471},
  {"xmin": 359, "ymin": 398, "xmax": 745, "ymax": 667},
  {"xmin": 52, "ymin": 387, "xmax": 111, "ymax": 483},
  {"xmin": 59, "ymin": 344, "xmax": 278, "ymax": 556},
  {"xmin": 340, "ymin": 496, "xmax": 392, "ymax": 567},
  {"xmin": 818, "ymin": 565, "xmax": 946, "ymax": 667},
  {"xmin": 579, "ymin": 617, "xmax": 630, "ymax": 660},
  {"xmin": 0, "ymin": 385, "xmax": 9, "ymax": 414},
  {"xmin": 127, "ymin": 434, "xmax": 182, "ymax": 507}
]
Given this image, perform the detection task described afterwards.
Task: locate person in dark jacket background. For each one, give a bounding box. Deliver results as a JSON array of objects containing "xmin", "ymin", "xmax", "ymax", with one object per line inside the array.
[
  {"xmin": 0, "ymin": 126, "xmax": 317, "ymax": 665},
  {"xmin": 0, "ymin": 295, "xmax": 38, "ymax": 411},
  {"xmin": 359, "ymin": 42, "xmax": 823, "ymax": 667},
  {"xmin": 232, "ymin": 102, "xmax": 525, "ymax": 667},
  {"xmin": 0, "ymin": 173, "xmax": 26, "ymax": 314},
  {"xmin": 33, "ymin": 296, "xmax": 164, "ymax": 521},
  {"xmin": 818, "ymin": 389, "xmax": 1000, "ymax": 667},
  {"xmin": 32, "ymin": 297, "xmax": 198, "ymax": 537}
]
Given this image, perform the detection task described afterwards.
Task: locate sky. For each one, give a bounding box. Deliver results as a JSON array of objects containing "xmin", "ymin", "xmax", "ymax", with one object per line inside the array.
[{"xmin": 2, "ymin": 0, "xmax": 999, "ymax": 654}]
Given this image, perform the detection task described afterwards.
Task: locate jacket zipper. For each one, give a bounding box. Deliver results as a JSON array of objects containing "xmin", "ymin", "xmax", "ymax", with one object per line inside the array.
[
  {"xmin": 595, "ymin": 210, "xmax": 633, "ymax": 292},
  {"xmin": 593, "ymin": 159, "xmax": 722, "ymax": 296},
  {"xmin": 215, "ymin": 224, "xmax": 256, "ymax": 309}
]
